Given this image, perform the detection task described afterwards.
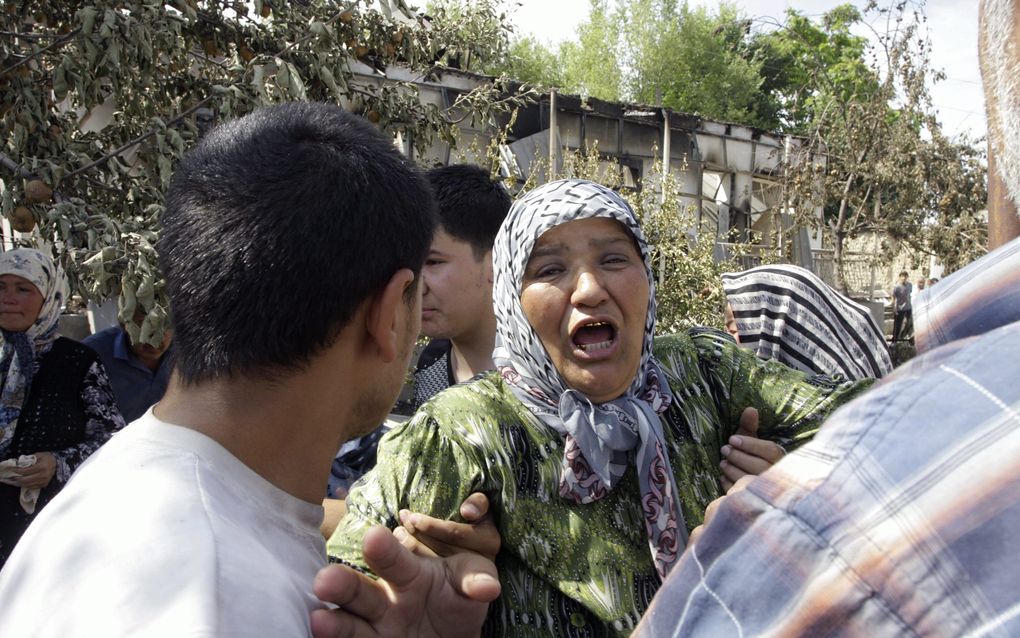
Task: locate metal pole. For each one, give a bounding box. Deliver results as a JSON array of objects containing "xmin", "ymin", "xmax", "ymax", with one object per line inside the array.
[
  {"xmin": 659, "ymin": 109, "xmax": 670, "ymax": 288},
  {"xmin": 548, "ymin": 89, "xmax": 557, "ymax": 183}
]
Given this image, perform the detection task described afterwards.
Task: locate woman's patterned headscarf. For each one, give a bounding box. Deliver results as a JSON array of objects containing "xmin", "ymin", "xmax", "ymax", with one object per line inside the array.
[
  {"xmin": 492, "ymin": 179, "xmax": 685, "ymax": 579},
  {"xmin": 0, "ymin": 249, "xmax": 66, "ymax": 458}
]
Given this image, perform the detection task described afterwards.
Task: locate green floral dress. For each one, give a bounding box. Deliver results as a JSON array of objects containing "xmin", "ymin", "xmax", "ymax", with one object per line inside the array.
[{"xmin": 327, "ymin": 329, "xmax": 872, "ymax": 636}]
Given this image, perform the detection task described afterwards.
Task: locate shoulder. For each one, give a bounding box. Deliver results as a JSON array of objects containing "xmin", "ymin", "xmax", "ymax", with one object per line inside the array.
[
  {"xmin": 39, "ymin": 337, "xmax": 100, "ymax": 372},
  {"xmin": 420, "ymin": 371, "xmax": 516, "ymax": 418},
  {"xmin": 405, "ymin": 371, "xmax": 533, "ymax": 452},
  {"xmin": 81, "ymin": 326, "xmax": 120, "ymax": 346},
  {"xmin": 415, "ymin": 338, "xmax": 451, "ymax": 372},
  {"xmin": 654, "ymin": 328, "xmax": 736, "ymax": 362}
]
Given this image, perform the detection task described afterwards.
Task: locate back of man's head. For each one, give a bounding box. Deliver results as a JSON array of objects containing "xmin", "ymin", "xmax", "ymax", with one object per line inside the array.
[
  {"xmin": 160, "ymin": 102, "xmax": 435, "ymax": 384},
  {"xmin": 425, "ymin": 164, "xmax": 511, "ymax": 259}
]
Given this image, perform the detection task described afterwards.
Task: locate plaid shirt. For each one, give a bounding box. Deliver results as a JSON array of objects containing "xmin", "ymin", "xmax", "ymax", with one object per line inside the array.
[{"xmin": 635, "ymin": 238, "xmax": 1020, "ymax": 637}]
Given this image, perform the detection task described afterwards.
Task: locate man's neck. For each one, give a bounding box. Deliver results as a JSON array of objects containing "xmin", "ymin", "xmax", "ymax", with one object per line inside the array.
[
  {"xmin": 449, "ymin": 322, "xmax": 497, "ymax": 384},
  {"xmin": 153, "ymin": 349, "xmax": 359, "ymax": 504}
]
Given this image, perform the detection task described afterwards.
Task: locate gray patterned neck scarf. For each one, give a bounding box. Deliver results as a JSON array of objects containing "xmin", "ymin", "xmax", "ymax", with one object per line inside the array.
[
  {"xmin": 0, "ymin": 249, "xmax": 65, "ymax": 458},
  {"xmin": 492, "ymin": 179, "xmax": 685, "ymax": 579}
]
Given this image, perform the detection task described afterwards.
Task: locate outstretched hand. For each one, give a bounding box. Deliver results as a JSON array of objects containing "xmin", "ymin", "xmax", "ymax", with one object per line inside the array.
[
  {"xmin": 719, "ymin": 407, "xmax": 786, "ymax": 492},
  {"xmin": 310, "ymin": 525, "xmax": 500, "ymax": 638}
]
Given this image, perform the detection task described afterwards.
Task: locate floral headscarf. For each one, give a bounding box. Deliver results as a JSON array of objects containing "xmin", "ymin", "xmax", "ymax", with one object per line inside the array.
[
  {"xmin": 0, "ymin": 249, "xmax": 66, "ymax": 458},
  {"xmin": 492, "ymin": 179, "xmax": 685, "ymax": 579}
]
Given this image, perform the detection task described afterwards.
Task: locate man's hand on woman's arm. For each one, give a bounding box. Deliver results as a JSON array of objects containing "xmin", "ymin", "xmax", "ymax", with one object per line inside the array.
[
  {"xmin": 311, "ymin": 493, "xmax": 502, "ymax": 637},
  {"xmin": 310, "ymin": 525, "xmax": 500, "ymax": 637}
]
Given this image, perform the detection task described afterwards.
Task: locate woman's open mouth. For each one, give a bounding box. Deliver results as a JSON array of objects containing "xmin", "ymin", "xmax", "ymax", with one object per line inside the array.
[{"xmin": 571, "ymin": 321, "xmax": 617, "ymax": 355}]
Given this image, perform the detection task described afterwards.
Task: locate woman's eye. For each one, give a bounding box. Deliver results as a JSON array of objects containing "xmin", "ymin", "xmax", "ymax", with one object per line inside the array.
[{"xmin": 532, "ymin": 264, "xmax": 563, "ymax": 279}]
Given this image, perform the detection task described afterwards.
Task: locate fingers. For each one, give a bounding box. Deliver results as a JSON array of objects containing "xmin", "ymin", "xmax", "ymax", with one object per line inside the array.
[
  {"xmin": 735, "ymin": 407, "xmax": 759, "ymax": 437},
  {"xmin": 397, "ymin": 493, "xmax": 500, "ymax": 562},
  {"xmin": 458, "ymin": 492, "xmax": 490, "ymax": 522},
  {"xmin": 309, "ymin": 605, "xmax": 369, "ymax": 638},
  {"xmin": 444, "ymin": 551, "xmax": 501, "ymax": 603},
  {"xmin": 360, "ymin": 525, "xmax": 425, "ymax": 593},
  {"xmin": 720, "ymin": 445, "xmax": 769, "ymax": 478},
  {"xmin": 398, "ymin": 510, "xmax": 501, "ymax": 562},
  {"xmin": 312, "ymin": 555, "xmax": 389, "ymax": 624},
  {"xmin": 729, "ymin": 434, "xmax": 786, "ymax": 465}
]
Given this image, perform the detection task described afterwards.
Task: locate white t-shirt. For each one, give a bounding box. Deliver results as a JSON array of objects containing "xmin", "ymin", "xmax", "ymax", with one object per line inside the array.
[{"xmin": 0, "ymin": 410, "xmax": 327, "ymax": 637}]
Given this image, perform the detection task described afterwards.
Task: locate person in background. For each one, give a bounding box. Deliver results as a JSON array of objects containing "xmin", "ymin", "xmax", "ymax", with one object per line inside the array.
[
  {"xmin": 82, "ymin": 308, "xmax": 172, "ymax": 423},
  {"xmin": 891, "ymin": 270, "xmax": 913, "ymax": 342},
  {"xmin": 0, "ymin": 103, "xmax": 498, "ymax": 637},
  {"xmin": 0, "ymin": 248, "xmax": 125, "ymax": 569},
  {"xmin": 412, "ymin": 163, "xmax": 513, "ymax": 408},
  {"xmin": 911, "ymin": 276, "xmax": 926, "ymax": 308},
  {"xmin": 630, "ymin": 0, "xmax": 1020, "ymax": 632},
  {"xmin": 721, "ymin": 264, "xmax": 893, "ymax": 380}
]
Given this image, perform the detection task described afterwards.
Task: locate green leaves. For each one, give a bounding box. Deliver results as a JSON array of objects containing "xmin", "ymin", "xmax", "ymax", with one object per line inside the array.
[{"xmin": 2, "ymin": 0, "xmax": 527, "ymax": 341}]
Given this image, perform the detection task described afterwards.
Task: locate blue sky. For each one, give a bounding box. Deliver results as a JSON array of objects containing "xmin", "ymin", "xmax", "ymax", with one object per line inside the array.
[{"xmin": 507, "ymin": 0, "xmax": 984, "ymax": 141}]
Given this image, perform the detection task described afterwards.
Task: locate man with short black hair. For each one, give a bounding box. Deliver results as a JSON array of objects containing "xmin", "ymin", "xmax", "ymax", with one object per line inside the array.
[
  {"xmin": 413, "ymin": 163, "xmax": 512, "ymax": 407},
  {"xmin": 321, "ymin": 163, "xmax": 510, "ymax": 525},
  {"xmin": 0, "ymin": 103, "xmax": 498, "ymax": 637}
]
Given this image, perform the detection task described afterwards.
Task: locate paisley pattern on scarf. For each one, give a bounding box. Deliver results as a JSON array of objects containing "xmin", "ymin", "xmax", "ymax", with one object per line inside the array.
[{"xmin": 490, "ymin": 179, "xmax": 683, "ymax": 577}]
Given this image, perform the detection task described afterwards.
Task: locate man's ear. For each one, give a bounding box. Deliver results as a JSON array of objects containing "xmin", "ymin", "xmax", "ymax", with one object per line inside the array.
[
  {"xmin": 365, "ymin": 268, "xmax": 416, "ymax": 363},
  {"xmin": 483, "ymin": 249, "xmax": 494, "ymax": 284}
]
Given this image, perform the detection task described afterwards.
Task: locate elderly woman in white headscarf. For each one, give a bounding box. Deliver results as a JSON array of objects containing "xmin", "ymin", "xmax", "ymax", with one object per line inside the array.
[
  {"xmin": 0, "ymin": 249, "xmax": 125, "ymax": 568},
  {"xmin": 326, "ymin": 179, "xmax": 872, "ymax": 636}
]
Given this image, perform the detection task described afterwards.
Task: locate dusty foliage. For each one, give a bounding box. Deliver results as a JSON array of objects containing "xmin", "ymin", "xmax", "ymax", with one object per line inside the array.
[{"xmin": 0, "ymin": 0, "xmax": 531, "ymax": 343}]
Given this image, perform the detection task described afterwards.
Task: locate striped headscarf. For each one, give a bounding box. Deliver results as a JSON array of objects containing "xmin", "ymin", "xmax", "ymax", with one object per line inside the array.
[
  {"xmin": 492, "ymin": 179, "xmax": 684, "ymax": 579},
  {"xmin": 721, "ymin": 264, "xmax": 892, "ymax": 380},
  {"xmin": 0, "ymin": 249, "xmax": 66, "ymax": 458}
]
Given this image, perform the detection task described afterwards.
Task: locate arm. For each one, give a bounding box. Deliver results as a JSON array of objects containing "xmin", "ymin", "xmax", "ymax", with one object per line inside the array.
[
  {"xmin": 321, "ymin": 498, "xmax": 348, "ymax": 539},
  {"xmin": 694, "ymin": 330, "xmax": 873, "ymax": 450},
  {"xmin": 325, "ymin": 412, "xmax": 488, "ymax": 575}
]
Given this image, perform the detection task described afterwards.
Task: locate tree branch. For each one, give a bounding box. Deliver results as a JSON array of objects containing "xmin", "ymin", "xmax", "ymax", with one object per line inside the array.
[
  {"xmin": 64, "ymin": 95, "xmax": 215, "ymax": 182},
  {"xmin": 0, "ymin": 153, "xmax": 67, "ymax": 203},
  {"xmin": 0, "ymin": 28, "xmax": 80, "ymax": 77}
]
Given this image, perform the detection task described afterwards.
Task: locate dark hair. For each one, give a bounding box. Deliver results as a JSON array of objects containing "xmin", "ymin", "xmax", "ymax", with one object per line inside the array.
[
  {"xmin": 425, "ymin": 164, "xmax": 511, "ymax": 259},
  {"xmin": 159, "ymin": 102, "xmax": 435, "ymax": 383},
  {"xmin": 899, "ymin": 270, "xmax": 909, "ymax": 278}
]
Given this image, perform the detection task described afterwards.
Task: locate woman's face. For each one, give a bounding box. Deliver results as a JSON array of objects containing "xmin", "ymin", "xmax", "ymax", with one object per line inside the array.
[
  {"xmin": 520, "ymin": 217, "xmax": 650, "ymax": 403},
  {"xmin": 0, "ymin": 274, "xmax": 44, "ymax": 333}
]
